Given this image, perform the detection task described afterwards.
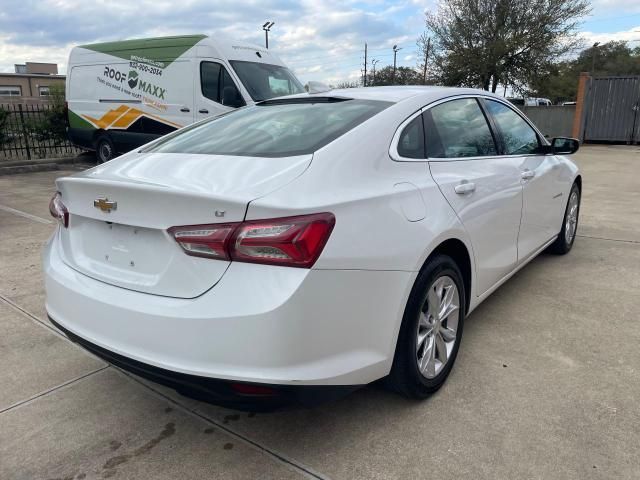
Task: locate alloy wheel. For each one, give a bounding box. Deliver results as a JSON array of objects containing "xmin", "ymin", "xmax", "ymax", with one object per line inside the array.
[
  {"xmin": 416, "ymin": 275, "xmax": 460, "ymax": 379},
  {"xmin": 565, "ymin": 190, "xmax": 579, "ymax": 245}
]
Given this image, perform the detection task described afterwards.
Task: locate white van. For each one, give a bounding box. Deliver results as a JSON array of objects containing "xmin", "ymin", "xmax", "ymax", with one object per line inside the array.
[
  {"xmin": 66, "ymin": 34, "xmax": 304, "ymax": 162},
  {"xmin": 507, "ymin": 97, "xmax": 552, "ymax": 107}
]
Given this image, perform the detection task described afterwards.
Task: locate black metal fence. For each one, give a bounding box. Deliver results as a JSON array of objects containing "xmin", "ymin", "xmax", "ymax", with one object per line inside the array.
[{"xmin": 0, "ymin": 103, "xmax": 83, "ymax": 161}]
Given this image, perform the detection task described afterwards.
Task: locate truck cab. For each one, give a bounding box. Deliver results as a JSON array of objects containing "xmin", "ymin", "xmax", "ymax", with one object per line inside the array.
[{"xmin": 66, "ymin": 35, "xmax": 304, "ymax": 162}]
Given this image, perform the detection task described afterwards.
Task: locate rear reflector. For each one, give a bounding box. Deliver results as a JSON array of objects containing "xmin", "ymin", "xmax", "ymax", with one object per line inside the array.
[
  {"xmin": 229, "ymin": 383, "xmax": 278, "ymax": 396},
  {"xmin": 49, "ymin": 192, "xmax": 69, "ymax": 228},
  {"xmin": 169, "ymin": 213, "xmax": 335, "ymax": 268}
]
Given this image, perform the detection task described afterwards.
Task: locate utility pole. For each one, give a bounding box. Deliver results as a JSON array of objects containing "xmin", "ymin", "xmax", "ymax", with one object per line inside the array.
[
  {"xmin": 263, "ymin": 21, "xmax": 274, "ymax": 49},
  {"xmin": 363, "ymin": 43, "xmax": 368, "ymax": 87},
  {"xmin": 392, "ymin": 45, "xmax": 402, "ymax": 84},
  {"xmin": 422, "ymin": 37, "xmax": 431, "ymax": 85},
  {"xmin": 372, "ymin": 59, "xmax": 379, "ymax": 86},
  {"xmin": 591, "ymin": 42, "xmax": 599, "ymax": 74}
]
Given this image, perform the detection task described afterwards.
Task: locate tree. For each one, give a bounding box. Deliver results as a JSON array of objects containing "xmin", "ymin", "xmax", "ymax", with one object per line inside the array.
[
  {"xmin": 366, "ymin": 65, "xmax": 423, "ymax": 86},
  {"xmin": 0, "ymin": 106, "xmax": 9, "ymax": 147},
  {"xmin": 529, "ymin": 41, "xmax": 640, "ymax": 102},
  {"xmin": 416, "ymin": 31, "xmax": 432, "ymax": 85},
  {"xmin": 426, "ymin": 0, "xmax": 591, "ymax": 92},
  {"xmin": 334, "ymin": 80, "xmax": 360, "ymax": 89},
  {"xmin": 28, "ymin": 84, "xmax": 67, "ymax": 144}
]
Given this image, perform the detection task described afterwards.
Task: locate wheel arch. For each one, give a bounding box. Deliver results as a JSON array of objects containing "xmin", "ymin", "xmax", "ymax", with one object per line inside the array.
[
  {"xmin": 92, "ymin": 129, "xmax": 110, "ymax": 148},
  {"xmin": 574, "ymin": 174, "xmax": 582, "ymax": 192},
  {"xmin": 422, "ymin": 238, "xmax": 473, "ymax": 315}
]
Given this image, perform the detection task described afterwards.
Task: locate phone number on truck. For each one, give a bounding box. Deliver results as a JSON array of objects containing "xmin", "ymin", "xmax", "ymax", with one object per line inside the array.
[{"xmin": 130, "ymin": 62, "xmax": 162, "ymax": 76}]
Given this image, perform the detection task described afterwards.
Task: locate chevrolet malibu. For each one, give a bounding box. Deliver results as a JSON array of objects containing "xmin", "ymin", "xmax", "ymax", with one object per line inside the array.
[{"xmin": 44, "ymin": 87, "xmax": 581, "ymax": 410}]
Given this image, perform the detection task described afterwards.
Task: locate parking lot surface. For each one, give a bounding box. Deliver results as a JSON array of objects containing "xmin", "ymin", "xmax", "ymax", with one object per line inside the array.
[{"xmin": 1, "ymin": 145, "xmax": 639, "ymax": 479}]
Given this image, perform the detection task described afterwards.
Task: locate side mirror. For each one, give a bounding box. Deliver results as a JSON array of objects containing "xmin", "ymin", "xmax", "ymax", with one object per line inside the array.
[
  {"xmin": 222, "ymin": 86, "xmax": 245, "ymax": 108},
  {"xmin": 551, "ymin": 137, "xmax": 579, "ymax": 155}
]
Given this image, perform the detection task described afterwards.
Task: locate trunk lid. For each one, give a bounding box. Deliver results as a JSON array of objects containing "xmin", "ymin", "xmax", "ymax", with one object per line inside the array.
[{"xmin": 56, "ymin": 152, "xmax": 311, "ymax": 298}]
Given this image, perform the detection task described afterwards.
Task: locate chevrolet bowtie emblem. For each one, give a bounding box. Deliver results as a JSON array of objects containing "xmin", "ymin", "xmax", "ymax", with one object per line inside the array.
[{"xmin": 94, "ymin": 197, "xmax": 117, "ymax": 213}]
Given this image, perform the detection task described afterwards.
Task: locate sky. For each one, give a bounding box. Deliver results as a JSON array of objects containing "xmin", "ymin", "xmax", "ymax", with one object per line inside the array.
[{"xmin": 1, "ymin": 0, "xmax": 639, "ymax": 85}]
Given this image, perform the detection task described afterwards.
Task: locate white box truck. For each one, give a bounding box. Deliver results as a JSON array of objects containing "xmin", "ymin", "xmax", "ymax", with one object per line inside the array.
[{"xmin": 66, "ymin": 34, "xmax": 305, "ymax": 162}]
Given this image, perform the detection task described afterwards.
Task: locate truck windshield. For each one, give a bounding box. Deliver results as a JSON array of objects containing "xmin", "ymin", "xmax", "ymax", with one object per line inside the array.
[
  {"xmin": 230, "ymin": 61, "xmax": 304, "ymax": 101},
  {"xmin": 142, "ymin": 99, "xmax": 391, "ymax": 157}
]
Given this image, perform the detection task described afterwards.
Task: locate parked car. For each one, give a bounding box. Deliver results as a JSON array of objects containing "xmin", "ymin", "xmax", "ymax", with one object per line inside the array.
[
  {"xmin": 45, "ymin": 87, "xmax": 582, "ymax": 410},
  {"xmin": 507, "ymin": 97, "xmax": 552, "ymax": 106},
  {"xmin": 66, "ymin": 34, "xmax": 304, "ymax": 163}
]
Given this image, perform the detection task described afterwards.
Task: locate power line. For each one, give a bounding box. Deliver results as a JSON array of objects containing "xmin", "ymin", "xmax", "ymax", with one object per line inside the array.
[
  {"xmin": 283, "ymin": 43, "xmax": 417, "ymax": 67},
  {"xmin": 286, "ymin": 50, "xmax": 418, "ymax": 69}
]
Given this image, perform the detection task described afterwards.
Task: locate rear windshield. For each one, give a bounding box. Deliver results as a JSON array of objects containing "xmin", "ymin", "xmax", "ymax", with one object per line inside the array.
[
  {"xmin": 143, "ymin": 99, "xmax": 391, "ymax": 157},
  {"xmin": 230, "ymin": 61, "xmax": 305, "ymax": 101}
]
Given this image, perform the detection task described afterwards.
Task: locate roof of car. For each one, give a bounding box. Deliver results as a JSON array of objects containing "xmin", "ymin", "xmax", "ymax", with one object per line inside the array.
[{"xmin": 286, "ymin": 86, "xmax": 502, "ymax": 105}]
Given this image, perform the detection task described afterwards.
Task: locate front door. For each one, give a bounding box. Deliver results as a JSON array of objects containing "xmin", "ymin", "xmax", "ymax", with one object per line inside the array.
[
  {"xmin": 195, "ymin": 59, "xmax": 245, "ymax": 122},
  {"xmin": 425, "ymin": 98, "xmax": 523, "ymax": 296},
  {"xmin": 482, "ymin": 99, "xmax": 565, "ymax": 261}
]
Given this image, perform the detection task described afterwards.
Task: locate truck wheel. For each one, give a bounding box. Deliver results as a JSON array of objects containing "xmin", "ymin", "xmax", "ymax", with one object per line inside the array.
[{"xmin": 96, "ymin": 135, "xmax": 115, "ymax": 163}]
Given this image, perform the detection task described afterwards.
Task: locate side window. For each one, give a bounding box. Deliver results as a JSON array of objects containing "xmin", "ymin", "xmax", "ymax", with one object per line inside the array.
[
  {"xmin": 200, "ymin": 62, "xmax": 245, "ymax": 108},
  {"xmin": 200, "ymin": 62, "xmax": 221, "ymax": 102},
  {"xmin": 221, "ymin": 68, "xmax": 245, "ymax": 108},
  {"xmin": 484, "ymin": 100, "xmax": 540, "ymax": 155},
  {"xmin": 397, "ymin": 115, "xmax": 425, "ymax": 158},
  {"xmin": 424, "ymin": 98, "xmax": 497, "ymax": 158}
]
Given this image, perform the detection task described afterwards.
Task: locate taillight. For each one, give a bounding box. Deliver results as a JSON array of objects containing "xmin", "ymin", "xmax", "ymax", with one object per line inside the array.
[
  {"xmin": 49, "ymin": 192, "xmax": 69, "ymax": 228},
  {"xmin": 231, "ymin": 213, "xmax": 335, "ymax": 267},
  {"xmin": 168, "ymin": 213, "xmax": 335, "ymax": 268},
  {"xmin": 168, "ymin": 223, "xmax": 236, "ymax": 260}
]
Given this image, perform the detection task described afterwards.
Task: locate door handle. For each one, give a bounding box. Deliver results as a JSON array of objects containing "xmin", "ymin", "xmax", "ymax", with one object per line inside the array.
[
  {"xmin": 521, "ymin": 169, "xmax": 535, "ymax": 180},
  {"xmin": 198, "ymin": 108, "xmax": 209, "ymax": 114},
  {"xmin": 180, "ymin": 107, "xmax": 190, "ymax": 113},
  {"xmin": 454, "ymin": 181, "xmax": 476, "ymax": 195}
]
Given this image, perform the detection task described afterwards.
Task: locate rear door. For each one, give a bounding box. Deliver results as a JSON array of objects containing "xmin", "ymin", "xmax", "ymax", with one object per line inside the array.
[
  {"xmin": 425, "ymin": 97, "xmax": 523, "ymax": 296},
  {"xmin": 482, "ymin": 98, "xmax": 565, "ymax": 261},
  {"xmin": 195, "ymin": 59, "xmax": 245, "ymax": 122}
]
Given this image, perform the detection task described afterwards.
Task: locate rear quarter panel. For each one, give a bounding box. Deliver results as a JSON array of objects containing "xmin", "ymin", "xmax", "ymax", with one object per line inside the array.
[{"xmin": 246, "ymin": 104, "xmax": 475, "ymax": 274}]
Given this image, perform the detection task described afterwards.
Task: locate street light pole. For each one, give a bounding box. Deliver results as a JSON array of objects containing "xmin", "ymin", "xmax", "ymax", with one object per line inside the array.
[
  {"xmin": 372, "ymin": 59, "xmax": 379, "ymax": 86},
  {"xmin": 263, "ymin": 21, "xmax": 275, "ymax": 49},
  {"xmin": 392, "ymin": 45, "xmax": 402, "ymax": 84}
]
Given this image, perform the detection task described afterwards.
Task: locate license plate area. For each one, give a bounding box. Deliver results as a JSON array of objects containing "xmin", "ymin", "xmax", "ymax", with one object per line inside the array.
[
  {"xmin": 59, "ymin": 215, "xmax": 231, "ymax": 297},
  {"xmin": 76, "ymin": 219, "xmax": 167, "ymax": 279},
  {"xmin": 101, "ymin": 222, "xmax": 150, "ymax": 269}
]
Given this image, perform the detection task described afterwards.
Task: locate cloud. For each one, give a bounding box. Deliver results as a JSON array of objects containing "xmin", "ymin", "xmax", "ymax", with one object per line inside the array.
[
  {"xmin": 589, "ymin": 0, "xmax": 640, "ymax": 14},
  {"xmin": 579, "ymin": 25, "xmax": 640, "ymax": 45},
  {"xmin": 1, "ymin": 0, "xmax": 638, "ymax": 85},
  {"xmin": 0, "ymin": 0, "xmax": 431, "ymax": 84}
]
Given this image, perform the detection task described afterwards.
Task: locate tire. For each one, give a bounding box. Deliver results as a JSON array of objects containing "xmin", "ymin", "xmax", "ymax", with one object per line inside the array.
[
  {"xmin": 547, "ymin": 183, "xmax": 580, "ymax": 255},
  {"xmin": 386, "ymin": 254, "xmax": 466, "ymax": 399},
  {"xmin": 95, "ymin": 134, "xmax": 115, "ymax": 163}
]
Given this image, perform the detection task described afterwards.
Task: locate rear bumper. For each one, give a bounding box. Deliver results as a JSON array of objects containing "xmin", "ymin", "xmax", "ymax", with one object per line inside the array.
[
  {"xmin": 50, "ymin": 316, "xmax": 357, "ymax": 411},
  {"xmin": 43, "ymin": 230, "xmax": 414, "ymax": 387}
]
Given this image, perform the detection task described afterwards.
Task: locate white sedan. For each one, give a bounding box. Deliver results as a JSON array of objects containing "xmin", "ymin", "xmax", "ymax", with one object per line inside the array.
[{"xmin": 44, "ymin": 87, "xmax": 581, "ymax": 409}]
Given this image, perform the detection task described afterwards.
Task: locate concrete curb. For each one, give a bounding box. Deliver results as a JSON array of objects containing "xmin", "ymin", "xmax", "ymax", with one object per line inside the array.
[
  {"xmin": 0, "ymin": 155, "xmax": 95, "ymax": 176},
  {"xmin": 0, "ymin": 163, "xmax": 61, "ymax": 175}
]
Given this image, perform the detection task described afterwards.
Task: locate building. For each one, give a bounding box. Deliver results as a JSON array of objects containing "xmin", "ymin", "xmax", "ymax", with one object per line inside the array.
[{"xmin": 0, "ymin": 63, "xmax": 65, "ymax": 105}]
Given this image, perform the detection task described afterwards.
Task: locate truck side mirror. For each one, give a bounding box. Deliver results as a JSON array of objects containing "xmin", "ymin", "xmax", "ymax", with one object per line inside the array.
[{"xmin": 551, "ymin": 137, "xmax": 580, "ymax": 155}]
